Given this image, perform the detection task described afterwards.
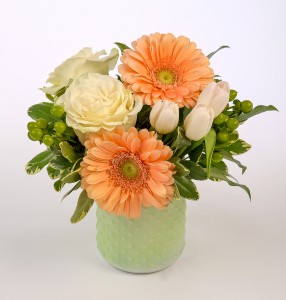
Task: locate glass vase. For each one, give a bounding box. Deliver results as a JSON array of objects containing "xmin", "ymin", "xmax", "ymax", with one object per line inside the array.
[{"xmin": 96, "ymin": 198, "xmax": 186, "ymax": 273}]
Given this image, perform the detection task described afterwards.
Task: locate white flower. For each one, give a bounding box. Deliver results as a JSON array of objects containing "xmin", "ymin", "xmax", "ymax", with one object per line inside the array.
[
  {"xmin": 196, "ymin": 81, "xmax": 230, "ymax": 117},
  {"xmin": 42, "ymin": 48, "xmax": 119, "ymax": 95},
  {"xmin": 150, "ymin": 101, "xmax": 179, "ymax": 134},
  {"xmin": 184, "ymin": 81, "xmax": 230, "ymax": 141},
  {"xmin": 184, "ymin": 106, "xmax": 215, "ymax": 141},
  {"xmin": 56, "ymin": 73, "xmax": 143, "ymax": 134}
]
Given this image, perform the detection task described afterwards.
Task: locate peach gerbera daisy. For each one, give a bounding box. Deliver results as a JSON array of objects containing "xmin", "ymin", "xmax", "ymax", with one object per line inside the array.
[
  {"xmin": 80, "ymin": 127, "xmax": 175, "ymax": 218},
  {"xmin": 118, "ymin": 33, "xmax": 214, "ymax": 108}
]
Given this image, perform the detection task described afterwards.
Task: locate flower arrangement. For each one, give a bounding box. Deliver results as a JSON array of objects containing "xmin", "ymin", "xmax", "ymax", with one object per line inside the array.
[{"xmin": 26, "ymin": 33, "xmax": 277, "ymax": 222}]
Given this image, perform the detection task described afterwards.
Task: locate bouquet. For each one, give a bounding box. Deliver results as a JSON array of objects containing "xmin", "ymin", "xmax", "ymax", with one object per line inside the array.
[{"xmin": 25, "ymin": 33, "xmax": 277, "ymax": 222}]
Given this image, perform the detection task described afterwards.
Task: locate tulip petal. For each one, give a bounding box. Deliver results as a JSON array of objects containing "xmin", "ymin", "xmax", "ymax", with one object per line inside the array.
[
  {"xmin": 150, "ymin": 101, "xmax": 164, "ymax": 128},
  {"xmin": 196, "ymin": 82, "xmax": 217, "ymax": 107},
  {"xmin": 184, "ymin": 106, "xmax": 214, "ymax": 141}
]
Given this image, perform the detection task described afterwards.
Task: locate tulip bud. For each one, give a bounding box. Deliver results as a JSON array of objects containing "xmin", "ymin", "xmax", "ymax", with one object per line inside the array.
[
  {"xmin": 184, "ymin": 106, "xmax": 214, "ymax": 141},
  {"xmin": 196, "ymin": 81, "xmax": 230, "ymax": 117},
  {"xmin": 183, "ymin": 81, "xmax": 230, "ymax": 141},
  {"xmin": 150, "ymin": 100, "xmax": 179, "ymax": 134}
]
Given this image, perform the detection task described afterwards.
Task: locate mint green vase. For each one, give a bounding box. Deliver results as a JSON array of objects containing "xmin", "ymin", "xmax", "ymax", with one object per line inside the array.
[{"xmin": 96, "ymin": 198, "xmax": 186, "ymax": 273}]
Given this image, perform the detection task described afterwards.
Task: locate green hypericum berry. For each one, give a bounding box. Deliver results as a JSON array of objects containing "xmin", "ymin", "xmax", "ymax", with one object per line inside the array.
[
  {"xmin": 241, "ymin": 100, "xmax": 253, "ymax": 113},
  {"xmin": 229, "ymin": 90, "xmax": 237, "ymax": 101},
  {"xmin": 226, "ymin": 118, "xmax": 239, "ymax": 130},
  {"xmin": 50, "ymin": 105, "xmax": 65, "ymax": 118},
  {"xmin": 216, "ymin": 131, "xmax": 229, "ymax": 143},
  {"xmin": 30, "ymin": 128, "xmax": 43, "ymax": 141},
  {"xmin": 42, "ymin": 135, "xmax": 54, "ymax": 147},
  {"xmin": 27, "ymin": 122, "xmax": 38, "ymax": 131},
  {"xmin": 213, "ymin": 113, "xmax": 226, "ymax": 125},
  {"xmin": 27, "ymin": 132, "xmax": 35, "ymax": 141},
  {"xmin": 212, "ymin": 152, "xmax": 223, "ymax": 163},
  {"xmin": 233, "ymin": 100, "xmax": 241, "ymax": 109},
  {"xmin": 36, "ymin": 118, "xmax": 48, "ymax": 129},
  {"xmin": 54, "ymin": 121, "xmax": 67, "ymax": 133}
]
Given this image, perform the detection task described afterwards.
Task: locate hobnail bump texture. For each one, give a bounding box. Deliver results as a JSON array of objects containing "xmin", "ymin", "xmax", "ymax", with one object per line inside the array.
[{"xmin": 96, "ymin": 198, "xmax": 186, "ymax": 273}]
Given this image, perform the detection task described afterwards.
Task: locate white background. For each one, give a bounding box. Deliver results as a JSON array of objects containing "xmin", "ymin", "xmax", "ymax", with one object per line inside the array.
[{"xmin": 0, "ymin": 0, "xmax": 285, "ymax": 299}]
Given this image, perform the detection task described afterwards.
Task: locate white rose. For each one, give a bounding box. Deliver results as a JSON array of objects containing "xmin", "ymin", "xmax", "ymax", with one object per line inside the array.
[
  {"xmin": 150, "ymin": 100, "xmax": 179, "ymax": 134},
  {"xmin": 184, "ymin": 81, "xmax": 230, "ymax": 141},
  {"xmin": 42, "ymin": 47, "xmax": 119, "ymax": 95},
  {"xmin": 56, "ymin": 73, "xmax": 143, "ymax": 134}
]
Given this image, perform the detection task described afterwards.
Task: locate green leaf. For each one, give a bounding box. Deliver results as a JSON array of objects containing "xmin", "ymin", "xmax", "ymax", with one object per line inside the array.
[
  {"xmin": 209, "ymin": 160, "xmax": 228, "ymax": 181},
  {"xmin": 218, "ymin": 149, "xmax": 247, "ymax": 174},
  {"xmin": 70, "ymin": 190, "xmax": 94, "ymax": 223},
  {"xmin": 114, "ymin": 42, "xmax": 131, "ymax": 53},
  {"xmin": 170, "ymin": 157, "xmax": 190, "ymax": 177},
  {"xmin": 27, "ymin": 102, "xmax": 58, "ymax": 122},
  {"xmin": 210, "ymin": 167, "xmax": 251, "ymax": 199},
  {"xmin": 174, "ymin": 175, "xmax": 199, "ymax": 200},
  {"xmin": 71, "ymin": 158, "xmax": 83, "ymax": 171},
  {"xmin": 205, "ymin": 129, "xmax": 216, "ymax": 178},
  {"xmin": 207, "ymin": 45, "xmax": 230, "ymax": 59},
  {"xmin": 61, "ymin": 169, "xmax": 81, "ymax": 183},
  {"xmin": 62, "ymin": 181, "xmax": 81, "ymax": 201},
  {"xmin": 59, "ymin": 141, "xmax": 79, "ymax": 163},
  {"xmin": 54, "ymin": 179, "xmax": 65, "ymax": 192},
  {"xmin": 25, "ymin": 150, "xmax": 54, "ymax": 175},
  {"xmin": 49, "ymin": 155, "xmax": 73, "ymax": 170},
  {"xmin": 212, "ymin": 160, "xmax": 228, "ymax": 173},
  {"xmin": 47, "ymin": 165, "xmax": 62, "ymax": 179},
  {"xmin": 181, "ymin": 160, "xmax": 207, "ymax": 180},
  {"xmin": 181, "ymin": 107, "xmax": 192, "ymax": 121},
  {"xmin": 136, "ymin": 105, "xmax": 151, "ymax": 128},
  {"xmin": 171, "ymin": 127, "xmax": 191, "ymax": 149},
  {"xmin": 188, "ymin": 143, "xmax": 204, "ymax": 163},
  {"xmin": 55, "ymin": 86, "xmax": 67, "ymax": 98},
  {"xmin": 238, "ymin": 105, "xmax": 278, "ymax": 123},
  {"xmin": 222, "ymin": 139, "xmax": 251, "ymax": 155},
  {"xmin": 189, "ymin": 138, "xmax": 204, "ymax": 151}
]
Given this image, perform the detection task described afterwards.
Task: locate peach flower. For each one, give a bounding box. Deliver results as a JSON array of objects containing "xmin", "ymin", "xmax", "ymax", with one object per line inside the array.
[
  {"xmin": 119, "ymin": 33, "xmax": 214, "ymax": 108},
  {"xmin": 80, "ymin": 127, "xmax": 175, "ymax": 218}
]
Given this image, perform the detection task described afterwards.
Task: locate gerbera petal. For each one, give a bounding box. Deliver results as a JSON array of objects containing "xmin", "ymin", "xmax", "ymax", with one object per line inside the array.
[
  {"xmin": 105, "ymin": 186, "xmax": 122, "ymax": 212},
  {"xmin": 143, "ymin": 189, "xmax": 163, "ymax": 209},
  {"xmin": 147, "ymin": 177, "xmax": 166, "ymax": 197},
  {"xmin": 129, "ymin": 193, "xmax": 141, "ymax": 218},
  {"xmin": 150, "ymin": 169, "xmax": 170, "ymax": 182},
  {"xmin": 86, "ymin": 171, "xmax": 109, "ymax": 184},
  {"xmin": 130, "ymin": 137, "xmax": 141, "ymax": 154}
]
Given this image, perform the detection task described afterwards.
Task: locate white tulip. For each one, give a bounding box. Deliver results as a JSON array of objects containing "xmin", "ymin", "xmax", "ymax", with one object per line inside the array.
[
  {"xmin": 184, "ymin": 81, "xmax": 230, "ymax": 140},
  {"xmin": 196, "ymin": 81, "xmax": 230, "ymax": 117},
  {"xmin": 184, "ymin": 106, "xmax": 214, "ymax": 141},
  {"xmin": 150, "ymin": 100, "xmax": 179, "ymax": 134}
]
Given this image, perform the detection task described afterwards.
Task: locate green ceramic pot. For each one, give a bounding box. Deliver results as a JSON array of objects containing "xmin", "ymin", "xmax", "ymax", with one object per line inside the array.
[{"xmin": 96, "ymin": 198, "xmax": 186, "ymax": 273}]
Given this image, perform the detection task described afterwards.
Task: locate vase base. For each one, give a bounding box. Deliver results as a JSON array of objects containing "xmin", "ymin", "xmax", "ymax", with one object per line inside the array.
[{"xmin": 106, "ymin": 251, "xmax": 184, "ymax": 274}]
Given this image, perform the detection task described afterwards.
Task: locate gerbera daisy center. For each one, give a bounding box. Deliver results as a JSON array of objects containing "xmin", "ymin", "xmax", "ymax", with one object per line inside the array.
[
  {"xmin": 108, "ymin": 152, "xmax": 149, "ymax": 192},
  {"xmin": 156, "ymin": 69, "xmax": 175, "ymax": 85},
  {"xmin": 121, "ymin": 160, "xmax": 139, "ymax": 179}
]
